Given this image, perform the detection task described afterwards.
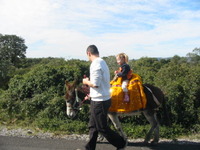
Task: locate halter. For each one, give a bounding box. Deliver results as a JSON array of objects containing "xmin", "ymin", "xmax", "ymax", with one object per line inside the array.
[
  {"xmin": 74, "ymin": 88, "xmax": 81, "ymax": 107},
  {"xmin": 67, "ymin": 85, "xmax": 90, "ymax": 112}
]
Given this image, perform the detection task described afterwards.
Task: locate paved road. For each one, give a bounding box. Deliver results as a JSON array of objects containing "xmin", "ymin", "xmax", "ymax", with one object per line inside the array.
[{"xmin": 0, "ymin": 135, "xmax": 200, "ymax": 150}]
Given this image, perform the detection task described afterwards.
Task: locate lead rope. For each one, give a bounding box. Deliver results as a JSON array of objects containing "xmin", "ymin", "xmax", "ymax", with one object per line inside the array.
[
  {"xmin": 74, "ymin": 88, "xmax": 79, "ymax": 107},
  {"xmin": 74, "ymin": 88, "xmax": 90, "ymax": 109}
]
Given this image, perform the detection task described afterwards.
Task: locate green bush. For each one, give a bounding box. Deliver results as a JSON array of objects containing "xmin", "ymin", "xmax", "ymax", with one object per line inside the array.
[
  {"xmin": 159, "ymin": 124, "xmax": 188, "ymax": 139},
  {"xmin": 122, "ymin": 123, "xmax": 148, "ymax": 138},
  {"xmin": 35, "ymin": 118, "xmax": 87, "ymax": 134},
  {"xmin": 122, "ymin": 123, "xmax": 188, "ymax": 139},
  {"xmin": 155, "ymin": 61, "xmax": 200, "ymax": 127},
  {"xmin": 0, "ymin": 52, "xmax": 200, "ymax": 138},
  {"xmin": 1, "ymin": 59, "xmax": 89, "ymax": 121}
]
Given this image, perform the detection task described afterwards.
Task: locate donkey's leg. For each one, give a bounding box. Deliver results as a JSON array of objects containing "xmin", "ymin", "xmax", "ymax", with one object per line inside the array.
[
  {"xmin": 108, "ymin": 112, "xmax": 127, "ymax": 139},
  {"xmin": 143, "ymin": 110, "xmax": 159, "ymax": 144},
  {"xmin": 152, "ymin": 113, "xmax": 159, "ymax": 144}
]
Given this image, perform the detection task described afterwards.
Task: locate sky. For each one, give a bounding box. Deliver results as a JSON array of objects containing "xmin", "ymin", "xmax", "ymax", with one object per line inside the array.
[{"xmin": 0, "ymin": 0, "xmax": 200, "ymax": 60}]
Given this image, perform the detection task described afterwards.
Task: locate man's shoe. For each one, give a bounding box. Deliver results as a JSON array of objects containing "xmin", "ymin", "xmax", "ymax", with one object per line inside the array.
[{"xmin": 117, "ymin": 139, "xmax": 128, "ymax": 150}]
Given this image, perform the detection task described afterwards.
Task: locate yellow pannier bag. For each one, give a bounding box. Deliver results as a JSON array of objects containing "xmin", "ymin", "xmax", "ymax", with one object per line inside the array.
[{"xmin": 109, "ymin": 73, "xmax": 147, "ymax": 113}]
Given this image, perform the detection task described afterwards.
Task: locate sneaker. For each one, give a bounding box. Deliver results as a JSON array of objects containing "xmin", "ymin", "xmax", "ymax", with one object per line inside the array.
[{"xmin": 124, "ymin": 93, "xmax": 129, "ymax": 102}]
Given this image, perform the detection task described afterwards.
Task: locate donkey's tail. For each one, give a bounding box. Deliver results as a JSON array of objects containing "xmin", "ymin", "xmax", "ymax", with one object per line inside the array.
[{"xmin": 162, "ymin": 96, "xmax": 171, "ymax": 127}]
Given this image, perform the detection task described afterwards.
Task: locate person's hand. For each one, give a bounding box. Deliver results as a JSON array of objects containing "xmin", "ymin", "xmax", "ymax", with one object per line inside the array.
[
  {"xmin": 84, "ymin": 94, "xmax": 90, "ymax": 100},
  {"xmin": 114, "ymin": 70, "xmax": 118, "ymax": 74},
  {"xmin": 83, "ymin": 75, "xmax": 87, "ymax": 78},
  {"xmin": 83, "ymin": 77, "xmax": 89, "ymax": 85},
  {"xmin": 82, "ymin": 77, "xmax": 96, "ymax": 88}
]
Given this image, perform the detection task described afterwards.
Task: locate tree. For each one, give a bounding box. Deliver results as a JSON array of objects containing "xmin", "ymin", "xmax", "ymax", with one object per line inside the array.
[
  {"xmin": 186, "ymin": 47, "xmax": 200, "ymax": 63},
  {"xmin": 129, "ymin": 57, "xmax": 169, "ymax": 84},
  {"xmin": 0, "ymin": 34, "xmax": 27, "ymax": 67},
  {"xmin": 155, "ymin": 58, "xmax": 200, "ymax": 127},
  {"xmin": 0, "ymin": 34, "xmax": 27, "ymax": 89}
]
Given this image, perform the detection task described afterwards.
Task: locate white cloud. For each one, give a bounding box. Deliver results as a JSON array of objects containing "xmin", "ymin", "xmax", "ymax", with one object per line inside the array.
[{"xmin": 0, "ymin": 0, "xmax": 199, "ymax": 60}]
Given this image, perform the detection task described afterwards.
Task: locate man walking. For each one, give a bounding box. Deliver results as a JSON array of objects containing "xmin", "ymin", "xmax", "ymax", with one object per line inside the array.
[{"xmin": 82, "ymin": 45, "xmax": 127, "ymax": 150}]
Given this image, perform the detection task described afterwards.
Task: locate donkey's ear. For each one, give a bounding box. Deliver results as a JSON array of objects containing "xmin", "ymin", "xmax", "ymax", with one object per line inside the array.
[
  {"xmin": 71, "ymin": 79, "xmax": 78, "ymax": 87},
  {"xmin": 65, "ymin": 80, "xmax": 71, "ymax": 89},
  {"xmin": 72, "ymin": 79, "xmax": 78, "ymax": 86},
  {"xmin": 65, "ymin": 80, "xmax": 77, "ymax": 89},
  {"xmin": 65, "ymin": 80, "xmax": 69, "ymax": 86}
]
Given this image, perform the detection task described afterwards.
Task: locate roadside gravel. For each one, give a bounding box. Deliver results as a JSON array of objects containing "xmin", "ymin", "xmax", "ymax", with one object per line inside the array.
[
  {"xmin": 0, "ymin": 126, "xmax": 89, "ymax": 141},
  {"xmin": 0, "ymin": 126, "xmax": 199, "ymax": 145}
]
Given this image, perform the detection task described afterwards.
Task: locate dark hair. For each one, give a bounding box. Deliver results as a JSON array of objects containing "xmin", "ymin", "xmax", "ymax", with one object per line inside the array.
[{"xmin": 87, "ymin": 45, "xmax": 99, "ymax": 55}]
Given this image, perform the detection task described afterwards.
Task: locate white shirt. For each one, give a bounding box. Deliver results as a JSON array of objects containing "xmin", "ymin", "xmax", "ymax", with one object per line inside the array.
[{"xmin": 90, "ymin": 57, "xmax": 111, "ymax": 101}]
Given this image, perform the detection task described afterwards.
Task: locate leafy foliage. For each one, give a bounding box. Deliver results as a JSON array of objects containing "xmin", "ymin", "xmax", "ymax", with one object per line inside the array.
[
  {"xmin": 0, "ymin": 34, "xmax": 27, "ymax": 67},
  {"xmin": 0, "ymin": 34, "xmax": 27, "ymax": 89},
  {"xmin": 0, "ymin": 36, "xmax": 199, "ymax": 138},
  {"xmin": 154, "ymin": 56, "xmax": 200, "ymax": 127},
  {"xmin": 0, "ymin": 58, "xmax": 89, "ymax": 123}
]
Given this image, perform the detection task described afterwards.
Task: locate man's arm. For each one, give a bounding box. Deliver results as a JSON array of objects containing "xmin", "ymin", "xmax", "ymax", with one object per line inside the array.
[{"xmin": 83, "ymin": 78, "xmax": 98, "ymax": 88}]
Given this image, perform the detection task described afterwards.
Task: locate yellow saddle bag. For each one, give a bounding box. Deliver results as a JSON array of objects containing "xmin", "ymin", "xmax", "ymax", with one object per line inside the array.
[{"xmin": 109, "ymin": 73, "xmax": 147, "ymax": 113}]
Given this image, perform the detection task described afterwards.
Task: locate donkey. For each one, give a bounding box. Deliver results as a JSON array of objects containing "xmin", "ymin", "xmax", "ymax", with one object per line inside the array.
[{"xmin": 65, "ymin": 80, "xmax": 169, "ymax": 144}]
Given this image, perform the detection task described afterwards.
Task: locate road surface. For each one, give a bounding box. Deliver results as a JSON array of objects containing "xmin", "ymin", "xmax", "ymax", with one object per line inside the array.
[{"xmin": 0, "ymin": 135, "xmax": 200, "ymax": 150}]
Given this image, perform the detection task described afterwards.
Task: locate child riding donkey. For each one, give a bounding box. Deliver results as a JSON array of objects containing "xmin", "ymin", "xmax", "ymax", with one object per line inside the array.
[{"xmin": 114, "ymin": 53, "xmax": 132, "ymax": 102}]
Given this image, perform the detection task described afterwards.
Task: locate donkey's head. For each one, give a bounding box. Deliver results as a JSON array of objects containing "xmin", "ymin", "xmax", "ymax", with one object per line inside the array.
[
  {"xmin": 65, "ymin": 80, "xmax": 89, "ymax": 118},
  {"xmin": 65, "ymin": 80, "xmax": 78, "ymax": 118}
]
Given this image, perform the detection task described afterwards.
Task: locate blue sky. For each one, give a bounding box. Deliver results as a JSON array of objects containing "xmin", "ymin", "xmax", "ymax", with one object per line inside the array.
[{"xmin": 0, "ymin": 0, "xmax": 200, "ymax": 60}]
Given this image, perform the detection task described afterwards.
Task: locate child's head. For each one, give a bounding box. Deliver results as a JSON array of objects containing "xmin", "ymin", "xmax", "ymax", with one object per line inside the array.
[{"xmin": 116, "ymin": 53, "xmax": 129, "ymax": 65}]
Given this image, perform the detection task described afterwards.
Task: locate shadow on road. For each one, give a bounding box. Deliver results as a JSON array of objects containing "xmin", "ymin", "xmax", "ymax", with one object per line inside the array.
[
  {"xmin": 1, "ymin": 135, "xmax": 199, "ymax": 150},
  {"xmin": 128, "ymin": 141, "xmax": 200, "ymax": 150}
]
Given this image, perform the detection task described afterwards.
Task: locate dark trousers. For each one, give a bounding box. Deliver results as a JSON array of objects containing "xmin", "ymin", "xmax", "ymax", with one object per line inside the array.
[{"xmin": 85, "ymin": 99, "xmax": 126, "ymax": 150}]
